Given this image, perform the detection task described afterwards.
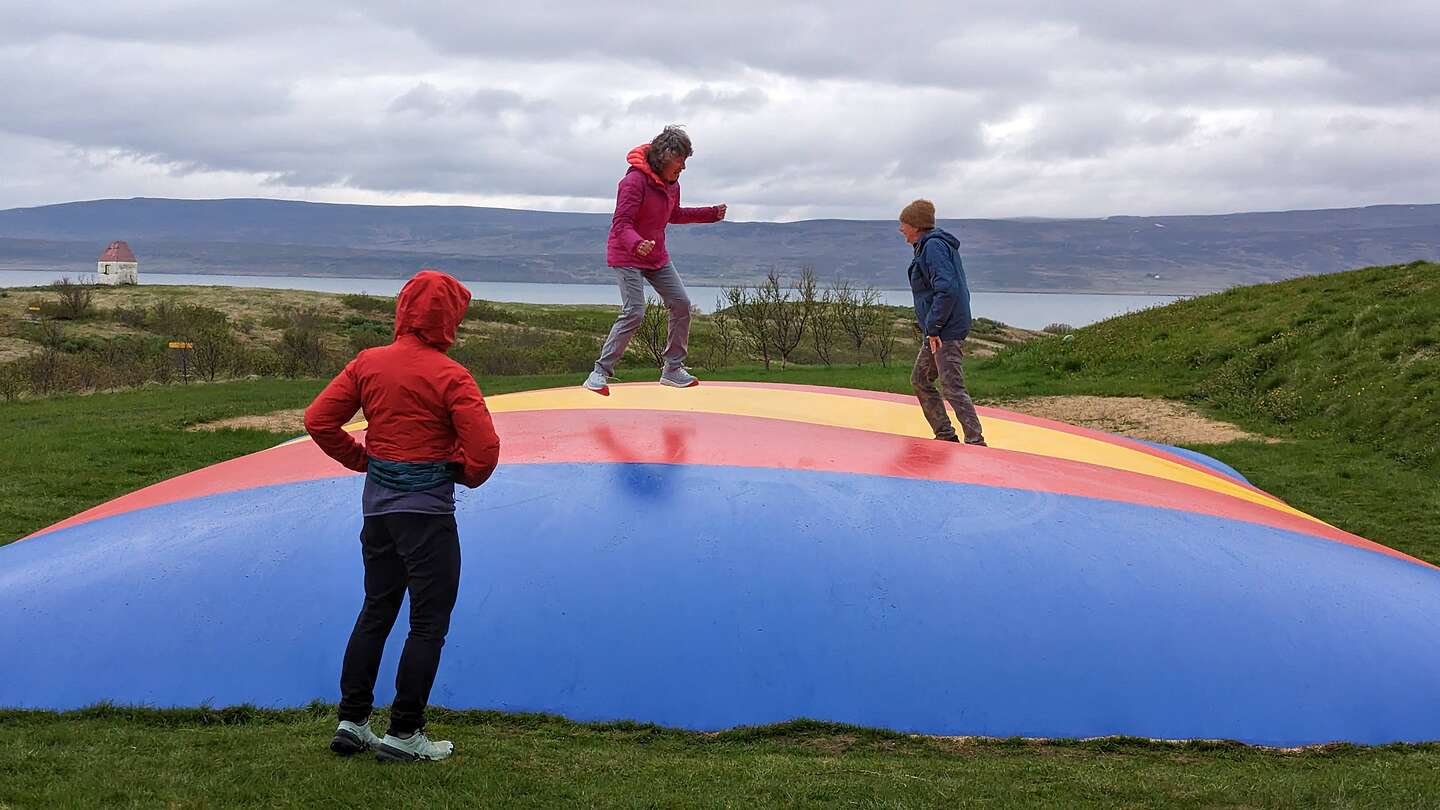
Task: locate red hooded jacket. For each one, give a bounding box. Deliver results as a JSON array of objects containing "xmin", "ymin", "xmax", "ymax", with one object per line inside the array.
[
  {"xmin": 304, "ymin": 270, "xmax": 501, "ymax": 488},
  {"xmin": 605, "ymin": 144, "xmax": 723, "ymax": 270}
]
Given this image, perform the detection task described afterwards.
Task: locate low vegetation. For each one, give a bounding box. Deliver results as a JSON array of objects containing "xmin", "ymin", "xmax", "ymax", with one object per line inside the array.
[
  {"xmin": 982, "ymin": 260, "xmax": 1440, "ymax": 471},
  {"xmin": 0, "ymin": 274, "xmax": 1035, "ymax": 401}
]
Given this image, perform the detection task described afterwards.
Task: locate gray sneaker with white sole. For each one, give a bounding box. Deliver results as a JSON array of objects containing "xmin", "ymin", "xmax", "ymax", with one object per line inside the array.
[
  {"xmin": 330, "ymin": 719, "xmax": 383, "ymax": 756},
  {"xmin": 660, "ymin": 367, "xmax": 699, "ymax": 388},
  {"xmin": 375, "ymin": 729, "xmax": 455, "ymax": 762},
  {"xmin": 583, "ymin": 369, "xmax": 610, "ymax": 395}
]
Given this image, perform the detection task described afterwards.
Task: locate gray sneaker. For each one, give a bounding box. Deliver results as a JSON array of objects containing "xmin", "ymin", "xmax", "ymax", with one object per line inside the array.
[
  {"xmin": 583, "ymin": 369, "xmax": 610, "ymax": 396},
  {"xmin": 330, "ymin": 719, "xmax": 383, "ymax": 756},
  {"xmin": 660, "ymin": 367, "xmax": 699, "ymax": 388},
  {"xmin": 375, "ymin": 729, "xmax": 455, "ymax": 763}
]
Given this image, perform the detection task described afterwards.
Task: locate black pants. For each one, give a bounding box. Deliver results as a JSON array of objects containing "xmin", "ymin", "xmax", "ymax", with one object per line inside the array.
[{"xmin": 337, "ymin": 512, "xmax": 461, "ymax": 736}]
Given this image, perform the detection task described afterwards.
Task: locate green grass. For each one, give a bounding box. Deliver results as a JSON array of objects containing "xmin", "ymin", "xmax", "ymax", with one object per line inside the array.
[
  {"xmin": 3, "ymin": 706, "xmax": 1438, "ymax": 809},
  {"xmin": 0, "ymin": 379, "xmax": 325, "ymax": 544}
]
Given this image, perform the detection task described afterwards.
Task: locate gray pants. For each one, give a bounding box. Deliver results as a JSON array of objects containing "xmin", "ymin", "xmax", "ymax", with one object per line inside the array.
[
  {"xmin": 912, "ymin": 340, "xmax": 986, "ymax": 445},
  {"xmin": 593, "ymin": 263, "xmax": 692, "ymax": 376}
]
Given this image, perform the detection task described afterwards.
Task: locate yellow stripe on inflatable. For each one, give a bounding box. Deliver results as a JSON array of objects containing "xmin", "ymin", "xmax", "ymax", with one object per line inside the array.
[{"xmin": 295, "ymin": 384, "xmax": 1323, "ymax": 527}]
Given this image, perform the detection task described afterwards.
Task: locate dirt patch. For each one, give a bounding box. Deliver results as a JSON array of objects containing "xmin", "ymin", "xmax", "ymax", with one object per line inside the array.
[
  {"xmin": 995, "ymin": 395, "xmax": 1273, "ymax": 445},
  {"xmin": 188, "ymin": 408, "xmax": 362, "ymax": 434},
  {"xmin": 965, "ymin": 325, "xmax": 1044, "ymax": 358},
  {"xmin": 0, "ymin": 335, "xmax": 33, "ymax": 363},
  {"xmin": 189, "ymin": 408, "xmax": 309, "ymax": 434}
]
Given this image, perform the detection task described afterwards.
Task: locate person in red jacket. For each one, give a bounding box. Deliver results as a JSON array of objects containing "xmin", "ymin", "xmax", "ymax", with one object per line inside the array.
[
  {"xmin": 583, "ymin": 125, "xmax": 728, "ymax": 394},
  {"xmin": 304, "ymin": 269, "xmax": 501, "ymax": 763}
]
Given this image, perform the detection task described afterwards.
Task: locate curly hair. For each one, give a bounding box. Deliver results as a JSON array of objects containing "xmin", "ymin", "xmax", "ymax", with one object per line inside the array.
[{"xmin": 646, "ymin": 125, "xmax": 694, "ymax": 177}]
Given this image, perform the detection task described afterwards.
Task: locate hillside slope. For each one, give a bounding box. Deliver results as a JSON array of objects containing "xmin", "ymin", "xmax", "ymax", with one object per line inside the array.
[{"xmin": 982, "ymin": 261, "xmax": 1440, "ymax": 470}]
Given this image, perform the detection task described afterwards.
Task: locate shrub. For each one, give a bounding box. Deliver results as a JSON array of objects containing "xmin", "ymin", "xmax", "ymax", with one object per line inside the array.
[
  {"xmin": 190, "ymin": 325, "xmax": 239, "ymax": 382},
  {"xmin": 349, "ymin": 328, "xmax": 391, "ymax": 354},
  {"xmin": 0, "ymin": 362, "xmax": 22, "ymax": 401},
  {"xmin": 450, "ymin": 330, "xmax": 596, "ymax": 377},
  {"xmin": 273, "ymin": 308, "xmax": 335, "ymax": 377},
  {"xmin": 34, "ymin": 320, "xmax": 66, "ymax": 349},
  {"xmin": 632, "ymin": 298, "xmax": 668, "ymax": 367},
  {"xmin": 467, "ymin": 299, "xmax": 520, "ymax": 324},
  {"xmin": 111, "ymin": 305, "xmax": 149, "ymax": 328},
  {"xmin": 150, "ymin": 301, "xmax": 229, "ymax": 337},
  {"xmin": 341, "ymin": 293, "xmax": 395, "ymax": 314},
  {"xmin": 972, "ymin": 317, "xmax": 1006, "ymax": 336},
  {"xmin": 49, "ymin": 277, "xmax": 95, "ymax": 320},
  {"xmin": 276, "ymin": 325, "xmax": 333, "ymax": 378}
]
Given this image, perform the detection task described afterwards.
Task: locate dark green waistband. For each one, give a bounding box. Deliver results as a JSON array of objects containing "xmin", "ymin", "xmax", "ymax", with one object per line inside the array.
[{"xmin": 366, "ymin": 457, "xmax": 454, "ymax": 492}]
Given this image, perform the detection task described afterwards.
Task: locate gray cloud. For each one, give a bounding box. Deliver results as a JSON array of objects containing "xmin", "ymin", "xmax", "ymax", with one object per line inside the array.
[
  {"xmin": 0, "ymin": 1, "xmax": 1434, "ymax": 219},
  {"xmin": 628, "ymin": 86, "xmax": 769, "ymax": 117}
]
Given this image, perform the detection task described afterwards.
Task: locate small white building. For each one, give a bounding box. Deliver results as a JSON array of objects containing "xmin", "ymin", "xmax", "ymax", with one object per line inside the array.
[{"xmin": 96, "ymin": 240, "xmax": 139, "ymax": 285}]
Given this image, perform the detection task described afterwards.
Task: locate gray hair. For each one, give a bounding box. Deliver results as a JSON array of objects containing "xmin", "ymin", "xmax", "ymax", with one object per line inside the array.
[{"xmin": 646, "ymin": 125, "xmax": 694, "ymax": 176}]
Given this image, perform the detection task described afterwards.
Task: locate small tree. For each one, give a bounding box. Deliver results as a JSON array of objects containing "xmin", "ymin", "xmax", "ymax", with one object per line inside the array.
[
  {"xmin": 833, "ymin": 279, "xmax": 881, "ymax": 364},
  {"xmin": 726, "ymin": 285, "xmax": 773, "ymax": 370},
  {"xmin": 633, "ymin": 296, "xmax": 668, "ymax": 367},
  {"xmin": 761, "ymin": 270, "xmax": 806, "ymax": 370},
  {"xmin": 35, "ymin": 320, "xmax": 66, "ymax": 349},
  {"xmin": 72, "ymin": 355, "xmax": 103, "ymax": 391},
  {"xmin": 0, "ymin": 362, "xmax": 22, "ymax": 401},
  {"xmin": 276, "ymin": 309, "xmax": 333, "ymax": 377},
  {"xmin": 189, "ymin": 325, "xmax": 236, "ymax": 382},
  {"xmin": 864, "ymin": 302, "xmax": 899, "ymax": 367},
  {"xmin": 50, "ymin": 277, "xmax": 94, "ymax": 320},
  {"xmin": 703, "ymin": 294, "xmax": 742, "ymax": 369},
  {"xmin": 25, "ymin": 348, "xmax": 64, "ymax": 394},
  {"xmin": 799, "ymin": 269, "xmax": 837, "ymax": 367}
]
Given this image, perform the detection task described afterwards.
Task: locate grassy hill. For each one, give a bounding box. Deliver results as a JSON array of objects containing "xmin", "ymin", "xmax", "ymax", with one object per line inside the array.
[{"xmin": 980, "ymin": 260, "xmax": 1439, "ymax": 470}]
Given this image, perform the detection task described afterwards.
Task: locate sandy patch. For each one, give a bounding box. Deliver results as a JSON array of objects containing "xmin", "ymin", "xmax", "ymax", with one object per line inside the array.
[
  {"xmin": 0, "ymin": 335, "xmax": 33, "ymax": 363},
  {"xmin": 189, "ymin": 408, "xmax": 361, "ymax": 434},
  {"xmin": 996, "ymin": 395, "xmax": 1272, "ymax": 445}
]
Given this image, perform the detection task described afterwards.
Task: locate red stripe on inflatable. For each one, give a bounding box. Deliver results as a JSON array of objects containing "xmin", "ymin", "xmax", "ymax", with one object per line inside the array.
[
  {"xmin": 699, "ymin": 381, "xmax": 1272, "ymax": 495},
  {"xmin": 26, "ymin": 441, "xmax": 352, "ymax": 539},
  {"xmin": 24, "ymin": 408, "xmax": 1429, "ymax": 571}
]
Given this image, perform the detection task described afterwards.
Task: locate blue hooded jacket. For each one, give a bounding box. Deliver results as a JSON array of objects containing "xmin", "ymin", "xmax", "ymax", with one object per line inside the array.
[{"xmin": 907, "ymin": 228, "xmax": 972, "ymax": 340}]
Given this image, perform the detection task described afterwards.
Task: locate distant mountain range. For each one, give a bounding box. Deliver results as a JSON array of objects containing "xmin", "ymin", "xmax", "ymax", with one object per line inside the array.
[{"xmin": 1, "ymin": 197, "xmax": 1437, "ymax": 294}]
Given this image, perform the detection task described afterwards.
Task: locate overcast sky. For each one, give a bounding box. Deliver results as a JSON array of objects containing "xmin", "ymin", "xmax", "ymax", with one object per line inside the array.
[{"xmin": 2, "ymin": 1, "xmax": 1436, "ymax": 220}]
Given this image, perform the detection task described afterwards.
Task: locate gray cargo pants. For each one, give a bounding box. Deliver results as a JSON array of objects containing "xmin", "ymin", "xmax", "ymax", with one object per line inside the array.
[
  {"xmin": 593, "ymin": 262, "xmax": 691, "ymax": 376},
  {"xmin": 911, "ymin": 339, "xmax": 987, "ymax": 445}
]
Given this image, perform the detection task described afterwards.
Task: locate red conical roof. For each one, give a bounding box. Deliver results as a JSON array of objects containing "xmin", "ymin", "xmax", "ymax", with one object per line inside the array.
[{"xmin": 98, "ymin": 241, "xmax": 136, "ymax": 262}]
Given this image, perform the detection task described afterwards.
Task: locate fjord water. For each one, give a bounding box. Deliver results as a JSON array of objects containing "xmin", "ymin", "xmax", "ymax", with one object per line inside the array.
[{"xmin": 0, "ymin": 270, "xmax": 1180, "ymax": 329}]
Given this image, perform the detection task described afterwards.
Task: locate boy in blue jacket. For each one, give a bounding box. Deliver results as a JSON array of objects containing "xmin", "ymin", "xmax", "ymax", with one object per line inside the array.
[{"xmin": 899, "ymin": 199, "xmax": 987, "ymax": 446}]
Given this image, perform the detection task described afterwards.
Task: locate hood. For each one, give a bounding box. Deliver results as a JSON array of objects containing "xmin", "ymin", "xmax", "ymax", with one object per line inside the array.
[
  {"xmin": 626, "ymin": 144, "xmax": 667, "ymax": 186},
  {"xmin": 393, "ymin": 269, "xmax": 471, "ymax": 350},
  {"xmin": 916, "ymin": 227, "xmax": 960, "ymax": 252}
]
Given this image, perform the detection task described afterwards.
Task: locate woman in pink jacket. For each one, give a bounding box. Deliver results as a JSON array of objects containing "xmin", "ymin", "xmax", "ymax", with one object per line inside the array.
[{"xmin": 584, "ymin": 126, "xmax": 727, "ymax": 394}]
